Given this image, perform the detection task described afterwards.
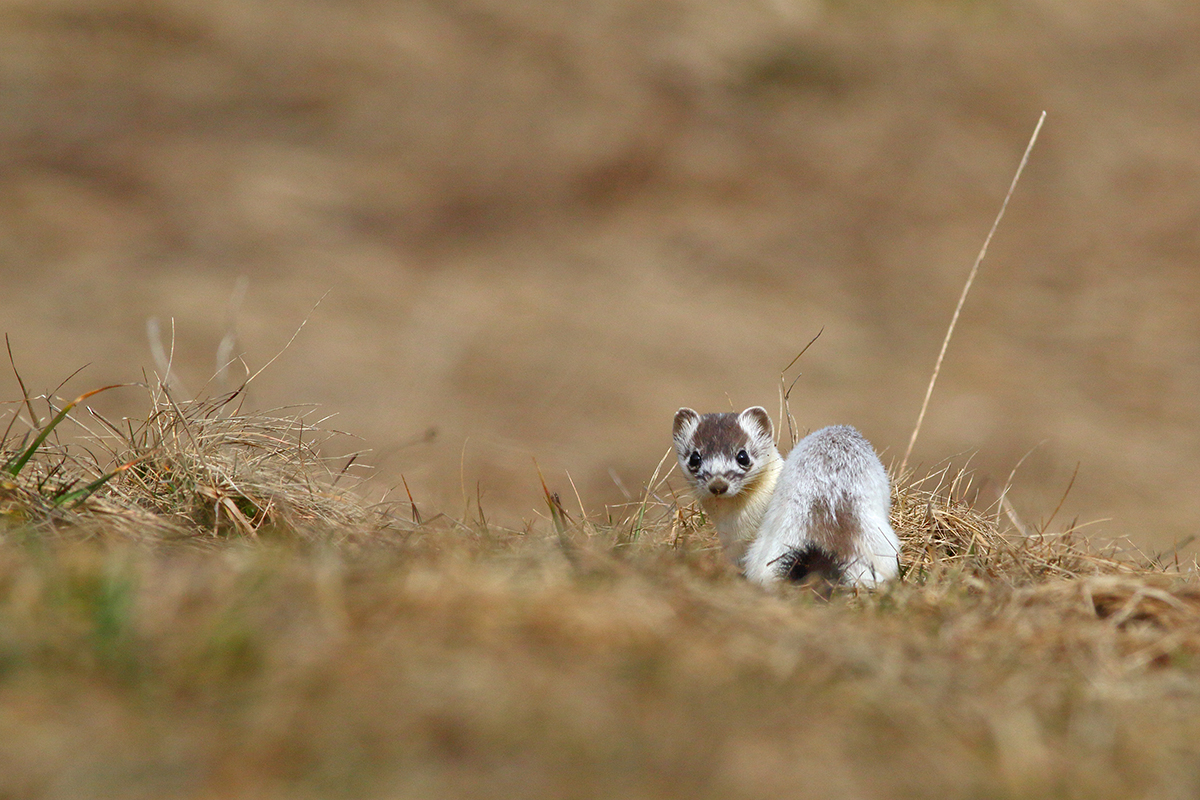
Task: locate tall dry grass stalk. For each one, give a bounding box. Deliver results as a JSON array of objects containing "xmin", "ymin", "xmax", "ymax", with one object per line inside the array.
[{"xmin": 900, "ymin": 111, "xmax": 1047, "ymax": 474}]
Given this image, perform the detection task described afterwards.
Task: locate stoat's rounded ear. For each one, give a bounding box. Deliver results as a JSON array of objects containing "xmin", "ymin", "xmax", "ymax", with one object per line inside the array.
[
  {"xmin": 673, "ymin": 408, "xmax": 700, "ymax": 441},
  {"xmin": 738, "ymin": 406, "xmax": 774, "ymax": 440}
]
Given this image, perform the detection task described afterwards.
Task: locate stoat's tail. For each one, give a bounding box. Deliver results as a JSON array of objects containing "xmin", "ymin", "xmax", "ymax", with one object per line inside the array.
[{"xmin": 773, "ymin": 544, "xmax": 844, "ymax": 584}]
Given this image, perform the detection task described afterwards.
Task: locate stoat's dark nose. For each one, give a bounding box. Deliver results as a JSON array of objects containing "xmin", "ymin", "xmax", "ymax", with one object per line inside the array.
[{"xmin": 707, "ymin": 478, "xmax": 729, "ymax": 496}]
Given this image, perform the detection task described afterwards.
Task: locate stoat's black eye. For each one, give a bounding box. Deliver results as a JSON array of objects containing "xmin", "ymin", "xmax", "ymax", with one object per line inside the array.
[
  {"xmin": 736, "ymin": 449, "xmax": 751, "ymax": 469},
  {"xmin": 687, "ymin": 451, "xmax": 702, "ymax": 472}
]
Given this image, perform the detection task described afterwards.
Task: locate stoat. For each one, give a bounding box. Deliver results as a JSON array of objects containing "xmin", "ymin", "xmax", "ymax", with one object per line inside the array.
[{"xmin": 672, "ymin": 406, "xmax": 900, "ymax": 588}]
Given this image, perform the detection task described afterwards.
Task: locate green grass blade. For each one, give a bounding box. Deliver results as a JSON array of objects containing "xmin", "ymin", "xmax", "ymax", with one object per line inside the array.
[
  {"xmin": 54, "ymin": 469, "xmax": 120, "ymax": 508},
  {"xmin": 6, "ymin": 385, "xmax": 126, "ymax": 478}
]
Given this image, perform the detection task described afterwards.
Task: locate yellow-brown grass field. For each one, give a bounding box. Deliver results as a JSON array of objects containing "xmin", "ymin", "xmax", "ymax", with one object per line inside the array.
[
  {"xmin": 1, "ymin": 388, "xmax": 1198, "ymax": 798},
  {"xmin": 2, "ymin": 1, "xmax": 1200, "ymax": 798}
]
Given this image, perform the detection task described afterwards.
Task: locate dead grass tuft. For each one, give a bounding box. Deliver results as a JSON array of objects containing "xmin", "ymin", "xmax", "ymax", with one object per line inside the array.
[
  {"xmin": 892, "ymin": 464, "xmax": 1141, "ymax": 586},
  {"xmin": 0, "ymin": 381, "xmax": 388, "ymax": 544}
]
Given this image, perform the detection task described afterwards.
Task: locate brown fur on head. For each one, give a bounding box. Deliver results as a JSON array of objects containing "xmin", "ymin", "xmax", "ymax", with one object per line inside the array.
[{"xmin": 673, "ymin": 407, "xmax": 777, "ymax": 499}]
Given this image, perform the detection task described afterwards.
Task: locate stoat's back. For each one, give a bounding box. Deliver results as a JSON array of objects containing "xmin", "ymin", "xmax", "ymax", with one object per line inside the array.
[{"xmin": 743, "ymin": 425, "xmax": 900, "ymax": 588}]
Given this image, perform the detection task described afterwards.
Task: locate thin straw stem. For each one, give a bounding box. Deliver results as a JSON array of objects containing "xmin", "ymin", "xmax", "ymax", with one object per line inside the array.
[{"xmin": 900, "ymin": 111, "xmax": 1046, "ymax": 474}]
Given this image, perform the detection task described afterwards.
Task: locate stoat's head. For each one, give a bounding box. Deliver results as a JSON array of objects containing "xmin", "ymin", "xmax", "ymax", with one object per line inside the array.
[{"xmin": 672, "ymin": 406, "xmax": 779, "ymax": 501}]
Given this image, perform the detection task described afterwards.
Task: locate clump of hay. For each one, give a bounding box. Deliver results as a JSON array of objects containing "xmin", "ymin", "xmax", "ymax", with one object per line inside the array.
[
  {"xmin": 892, "ymin": 465, "xmax": 1144, "ymax": 586},
  {"xmin": 0, "ymin": 382, "xmax": 384, "ymax": 543}
]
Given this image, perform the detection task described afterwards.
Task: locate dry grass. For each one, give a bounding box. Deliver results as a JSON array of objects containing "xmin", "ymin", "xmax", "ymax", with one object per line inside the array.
[
  {"xmin": 0, "ymin": 379, "xmax": 386, "ymax": 544},
  {"xmin": 1, "ymin": 379, "xmax": 1199, "ymax": 799},
  {"xmin": 3, "ymin": 1, "xmax": 1199, "ymax": 796}
]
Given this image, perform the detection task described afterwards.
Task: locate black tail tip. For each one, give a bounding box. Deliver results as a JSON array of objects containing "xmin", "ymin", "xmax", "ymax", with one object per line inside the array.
[{"xmin": 776, "ymin": 544, "xmax": 844, "ymax": 585}]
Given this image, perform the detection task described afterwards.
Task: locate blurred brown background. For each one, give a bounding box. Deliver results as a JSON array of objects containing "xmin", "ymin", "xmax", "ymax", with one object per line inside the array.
[{"xmin": 0, "ymin": 0, "xmax": 1196, "ymax": 550}]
